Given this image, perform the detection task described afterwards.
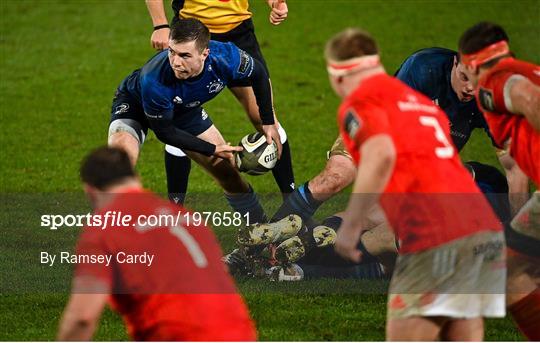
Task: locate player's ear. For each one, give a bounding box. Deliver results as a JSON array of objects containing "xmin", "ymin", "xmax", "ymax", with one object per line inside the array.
[
  {"xmin": 83, "ymin": 183, "xmax": 98, "ymax": 207},
  {"xmin": 201, "ymin": 48, "xmax": 210, "ymax": 59}
]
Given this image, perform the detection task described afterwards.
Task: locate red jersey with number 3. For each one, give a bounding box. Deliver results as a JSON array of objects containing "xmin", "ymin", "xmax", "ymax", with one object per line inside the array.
[
  {"xmin": 338, "ymin": 74, "xmax": 501, "ymax": 253},
  {"xmin": 75, "ymin": 189, "xmax": 256, "ymax": 341},
  {"xmin": 476, "ymin": 57, "xmax": 540, "ymax": 185}
]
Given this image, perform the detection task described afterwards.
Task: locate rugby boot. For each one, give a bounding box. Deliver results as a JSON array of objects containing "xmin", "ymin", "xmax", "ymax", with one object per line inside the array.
[
  {"xmin": 275, "ymin": 225, "xmax": 337, "ymax": 264},
  {"xmin": 237, "ymin": 214, "xmax": 303, "ymax": 246}
]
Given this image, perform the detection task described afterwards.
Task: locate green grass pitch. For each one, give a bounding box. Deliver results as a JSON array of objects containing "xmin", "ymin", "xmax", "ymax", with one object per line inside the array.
[{"xmin": 1, "ymin": 0, "xmax": 539, "ymax": 340}]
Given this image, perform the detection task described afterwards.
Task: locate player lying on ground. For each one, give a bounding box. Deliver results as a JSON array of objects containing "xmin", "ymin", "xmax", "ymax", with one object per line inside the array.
[
  {"xmin": 108, "ymin": 18, "xmax": 281, "ymax": 223},
  {"xmin": 57, "ymin": 147, "xmax": 256, "ymax": 341},
  {"xmin": 458, "ymin": 21, "xmax": 540, "ymax": 341},
  {"xmin": 328, "ymin": 27, "xmax": 505, "ymax": 341},
  {"xmin": 146, "ymin": 0, "xmax": 294, "ymax": 203},
  {"xmin": 224, "ymin": 207, "xmax": 397, "ymax": 281}
]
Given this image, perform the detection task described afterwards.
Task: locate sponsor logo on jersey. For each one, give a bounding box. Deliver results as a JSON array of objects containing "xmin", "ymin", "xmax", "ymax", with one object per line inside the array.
[
  {"xmin": 173, "ymin": 96, "xmax": 183, "ymax": 104},
  {"xmin": 238, "ymin": 50, "xmax": 251, "ymax": 74},
  {"xmin": 114, "ymin": 103, "xmax": 129, "ymax": 115},
  {"xmin": 186, "ymin": 101, "xmax": 201, "ymax": 108},
  {"xmin": 344, "ymin": 109, "xmax": 361, "ymax": 139},
  {"xmin": 478, "ymin": 88, "xmax": 495, "ymax": 112},
  {"xmin": 144, "ymin": 112, "xmax": 162, "ymax": 119},
  {"xmin": 207, "ymin": 79, "xmax": 224, "ymax": 93}
]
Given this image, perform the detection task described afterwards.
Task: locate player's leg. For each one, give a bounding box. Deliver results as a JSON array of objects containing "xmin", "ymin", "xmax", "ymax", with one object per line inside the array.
[
  {"xmin": 164, "ymin": 145, "xmax": 191, "ymax": 204},
  {"xmin": 108, "ymin": 130, "xmax": 140, "ymax": 165},
  {"xmin": 440, "ymin": 318, "xmax": 484, "ymax": 341},
  {"xmin": 271, "ymin": 137, "xmax": 356, "ymax": 222},
  {"xmin": 108, "ymin": 92, "xmax": 148, "ymax": 166},
  {"xmin": 505, "ymin": 193, "xmax": 540, "ymax": 340},
  {"xmin": 186, "ymin": 124, "xmax": 266, "ymax": 223},
  {"xmin": 386, "ymin": 316, "xmax": 442, "ymax": 341}
]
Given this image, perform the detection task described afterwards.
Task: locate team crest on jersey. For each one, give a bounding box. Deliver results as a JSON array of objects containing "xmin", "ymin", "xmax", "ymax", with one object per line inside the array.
[
  {"xmin": 114, "ymin": 103, "xmax": 129, "ymax": 115},
  {"xmin": 238, "ymin": 50, "xmax": 251, "ymax": 74},
  {"xmin": 344, "ymin": 109, "xmax": 361, "ymax": 139},
  {"xmin": 207, "ymin": 79, "xmax": 224, "ymax": 93},
  {"xmin": 479, "ymin": 88, "xmax": 495, "ymax": 112}
]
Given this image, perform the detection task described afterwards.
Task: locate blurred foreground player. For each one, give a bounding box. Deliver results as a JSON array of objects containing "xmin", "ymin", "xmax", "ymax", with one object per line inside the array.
[
  {"xmin": 327, "ymin": 28, "xmax": 506, "ymax": 340},
  {"xmin": 459, "ymin": 21, "xmax": 540, "ymax": 340},
  {"xmin": 395, "ymin": 47, "xmax": 528, "ymax": 219},
  {"xmin": 57, "ymin": 147, "xmax": 256, "ymax": 341},
  {"xmin": 146, "ymin": 0, "xmax": 294, "ymax": 203}
]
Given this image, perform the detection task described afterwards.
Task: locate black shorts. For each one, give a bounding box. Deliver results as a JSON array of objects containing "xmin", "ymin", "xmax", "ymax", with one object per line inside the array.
[
  {"xmin": 172, "ymin": 16, "xmax": 269, "ymax": 87},
  {"xmin": 109, "ymin": 89, "xmax": 213, "ymax": 144}
]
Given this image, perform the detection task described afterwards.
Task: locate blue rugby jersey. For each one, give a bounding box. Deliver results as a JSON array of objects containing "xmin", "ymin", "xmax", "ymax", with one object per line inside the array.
[
  {"xmin": 395, "ymin": 47, "xmax": 497, "ymax": 151},
  {"xmin": 119, "ymin": 40, "xmax": 255, "ymax": 121}
]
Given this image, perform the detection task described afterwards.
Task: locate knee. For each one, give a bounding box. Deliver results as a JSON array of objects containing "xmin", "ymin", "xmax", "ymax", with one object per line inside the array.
[{"xmin": 108, "ymin": 119, "xmax": 144, "ymax": 165}]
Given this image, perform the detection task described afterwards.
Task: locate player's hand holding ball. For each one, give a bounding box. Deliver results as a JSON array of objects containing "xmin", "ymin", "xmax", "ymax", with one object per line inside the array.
[
  {"xmin": 214, "ymin": 143, "xmax": 243, "ymax": 167},
  {"xmin": 235, "ymin": 132, "xmax": 278, "ymax": 175}
]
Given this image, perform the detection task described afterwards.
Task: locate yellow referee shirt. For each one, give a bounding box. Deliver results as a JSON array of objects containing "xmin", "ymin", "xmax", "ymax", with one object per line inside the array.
[{"xmin": 179, "ymin": 0, "xmax": 252, "ymax": 34}]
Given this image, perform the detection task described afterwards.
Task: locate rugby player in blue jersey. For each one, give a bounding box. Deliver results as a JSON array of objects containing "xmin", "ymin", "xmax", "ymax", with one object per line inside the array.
[
  {"xmin": 108, "ymin": 18, "xmax": 279, "ymax": 222},
  {"xmin": 395, "ymin": 47, "xmax": 529, "ymax": 219},
  {"xmin": 146, "ymin": 0, "xmax": 294, "ymax": 205}
]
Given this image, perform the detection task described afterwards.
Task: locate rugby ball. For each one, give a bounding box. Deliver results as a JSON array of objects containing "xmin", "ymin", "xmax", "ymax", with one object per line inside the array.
[{"xmin": 235, "ymin": 132, "xmax": 278, "ymax": 175}]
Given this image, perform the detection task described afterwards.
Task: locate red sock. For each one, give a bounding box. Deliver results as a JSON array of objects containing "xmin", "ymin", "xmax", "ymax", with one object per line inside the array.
[{"xmin": 508, "ymin": 289, "xmax": 540, "ymax": 340}]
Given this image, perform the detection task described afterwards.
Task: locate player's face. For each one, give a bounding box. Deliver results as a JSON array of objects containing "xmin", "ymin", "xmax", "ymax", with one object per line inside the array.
[
  {"xmin": 328, "ymin": 74, "xmax": 346, "ymax": 98},
  {"xmin": 451, "ymin": 59, "xmax": 475, "ymax": 102},
  {"xmin": 168, "ymin": 40, "xmax": 209, "ymax": 80}
]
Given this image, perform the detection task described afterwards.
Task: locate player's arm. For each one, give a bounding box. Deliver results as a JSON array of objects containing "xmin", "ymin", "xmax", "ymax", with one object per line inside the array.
[
  {"xmin": 145, "ymin": 0, "xmax": 170, "ymax": 50},
  {"xmin": 243, "ymin": 58, "xmax": 282, "ymax": 157},
  {"xmin": 266, "ymin": 0, "xmax": 288, "ymax": 25},
  {"xmin": 148, "ymin": 117, "xmax": 242, "ymax": 161},
  {"xmin": 57, "ymin": 277, "xmax": 109, "ymax": 341},
  {"xmin": 506, "ymin": 77, "xmax": 540, "ymax": 131},
  {"xmin": 498, "ymin": 150, "xmax": 530, "ymax": 215},
  {"xmin": 335, "ymin": 134, "xmax": 396, "ymax": 262},
  {"xmin": 141, "ymin": 81, "xmax": 242, "ymax": 160}
]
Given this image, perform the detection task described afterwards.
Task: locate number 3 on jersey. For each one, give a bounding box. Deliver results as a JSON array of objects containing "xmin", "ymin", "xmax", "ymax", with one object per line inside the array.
[{"xmin": 419, "ymin": 116, "xmax": 455, "ymax": 159}]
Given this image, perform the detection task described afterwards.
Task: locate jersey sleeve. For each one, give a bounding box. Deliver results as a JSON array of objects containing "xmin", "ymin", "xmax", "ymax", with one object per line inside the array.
[
  {"xmin": 478, "ymin": 70, "xmax": 520, "ymax": 114},
  {"xmin": 213, "ymin": 42, "xmax": 254, "ymax": 82},
  {"xmin": 339, "ymin": 99, "xmax": 391, "ymax": 146}
]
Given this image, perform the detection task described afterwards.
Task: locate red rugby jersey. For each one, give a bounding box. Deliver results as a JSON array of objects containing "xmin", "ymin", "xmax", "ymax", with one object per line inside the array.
[
  {"xmin": 476, "ymin": 57, "xmax": 540, "ymax": 186},
  {"xmin": 338, "ymin": 74, "xmax": 501, "ymax": 253},
  {"xmin": 75, "ymin": 188, "xmax": 256, "ymax": 341}
]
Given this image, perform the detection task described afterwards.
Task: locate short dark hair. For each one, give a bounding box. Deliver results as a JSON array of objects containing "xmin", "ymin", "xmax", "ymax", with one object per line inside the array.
[
  {"xmin": 170, "ymin": 18, "xmax": 210, "ymax": 52},
  {"xmin": 459, "ymin": 22, "xmax": 509, "ymax": 55},
  {"xmin": 325, "ymin": 28, "xmax": 378, "ymax": 61},
  {"xmin": 80, "ymin": 147, "xmax": 135, "ymax": 190}
]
